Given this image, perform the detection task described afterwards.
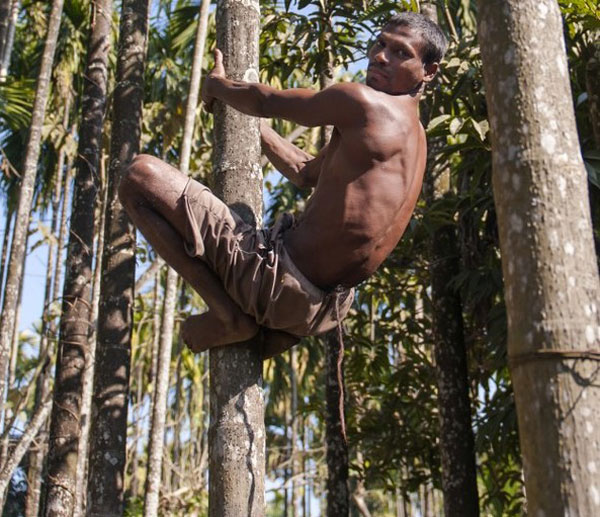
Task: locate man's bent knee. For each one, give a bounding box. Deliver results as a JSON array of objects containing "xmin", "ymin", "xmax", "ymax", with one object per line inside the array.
[{"xmin": 118, "ymin": 154, "xmax": 159, "ymax": 207}]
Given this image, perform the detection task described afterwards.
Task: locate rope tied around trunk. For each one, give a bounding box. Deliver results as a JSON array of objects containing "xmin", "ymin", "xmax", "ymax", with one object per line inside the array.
[{"xmin": 508, "ymin": 349, "xmax": 600, "ymax": 369}]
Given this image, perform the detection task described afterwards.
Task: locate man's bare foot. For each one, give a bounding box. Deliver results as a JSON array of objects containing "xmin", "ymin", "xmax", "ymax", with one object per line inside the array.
[
  {"xmin": 182, "ymin": 311, "xmax": 260, "ymax": 352},
  {"xmin": 261, "ymin": 328, "xmax": 301, "ymax": 359}
]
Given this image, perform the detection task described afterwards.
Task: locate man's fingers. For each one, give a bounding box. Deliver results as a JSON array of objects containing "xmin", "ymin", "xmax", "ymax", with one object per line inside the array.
[{"xmin": 214, "ymin": 48, "xmax": 223, "ymax": 63}]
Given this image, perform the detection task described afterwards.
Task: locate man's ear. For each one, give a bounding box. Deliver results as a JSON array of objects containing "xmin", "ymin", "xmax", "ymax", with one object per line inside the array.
[{"xmin": 423, "ymin": 62, "xmax": 439, "ymax": 83}]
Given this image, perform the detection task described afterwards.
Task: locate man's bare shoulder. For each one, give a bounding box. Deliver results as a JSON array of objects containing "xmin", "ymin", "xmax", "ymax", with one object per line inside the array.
[
  {"xmin": 323, "ymin": 82, "xmax": 391, "ymax": 111},
  {"xmin": 327, "ymin": 82, "xmax": 419, "ymax": 126}
]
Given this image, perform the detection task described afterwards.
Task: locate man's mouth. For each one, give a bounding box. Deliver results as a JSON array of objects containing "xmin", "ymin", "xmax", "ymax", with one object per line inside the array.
[{"xmin": 367, "ymin": 65, "xmax": 387, "ymax": 79}]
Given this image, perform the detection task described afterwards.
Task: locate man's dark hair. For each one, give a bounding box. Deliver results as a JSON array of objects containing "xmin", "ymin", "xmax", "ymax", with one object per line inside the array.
[{"xmin": 385, "ymin": 12, "xmax": 448, "ymax": 65}]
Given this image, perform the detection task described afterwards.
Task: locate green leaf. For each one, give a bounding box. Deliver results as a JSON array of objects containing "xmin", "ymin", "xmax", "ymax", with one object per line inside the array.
[
  {"xmin": 426, "ymin": 114, "xmax": 451, "ymax": 132},
  {"xmin": 449, "ymin": 117, "xmax": 464, "ymax": 136}
]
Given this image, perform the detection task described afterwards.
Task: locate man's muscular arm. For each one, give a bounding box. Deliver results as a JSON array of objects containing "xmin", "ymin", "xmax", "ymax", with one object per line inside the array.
[
  {"xmin": 202, "ymin": 49, "xmax": 368, "ymax": 128},
  {"xmin": 260, "ymin": 121, "xmax": 324, "ymax": 189}
]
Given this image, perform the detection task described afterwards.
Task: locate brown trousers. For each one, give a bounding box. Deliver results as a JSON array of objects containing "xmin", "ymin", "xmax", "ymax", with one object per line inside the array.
[{"xmin": 181, "ymin": 178, "xmax": 354, "ymax": 337}]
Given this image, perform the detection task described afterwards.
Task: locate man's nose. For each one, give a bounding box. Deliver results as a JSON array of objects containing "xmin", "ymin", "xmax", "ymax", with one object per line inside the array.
[{"xmin": 374, "ymin": 49, "xmax": 388, "ymax": 65}]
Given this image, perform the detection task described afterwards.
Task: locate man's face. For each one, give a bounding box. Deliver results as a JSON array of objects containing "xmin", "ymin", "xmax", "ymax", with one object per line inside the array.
[{"xmin": 366, "ymin": 24, "xmax": 438, "ymax": 95}]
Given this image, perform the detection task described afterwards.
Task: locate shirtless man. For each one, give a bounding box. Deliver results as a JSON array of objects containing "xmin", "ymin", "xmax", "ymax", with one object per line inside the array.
[{"xmin": 118, "ymin": 12, "xmax": 447, "ymax": 358}]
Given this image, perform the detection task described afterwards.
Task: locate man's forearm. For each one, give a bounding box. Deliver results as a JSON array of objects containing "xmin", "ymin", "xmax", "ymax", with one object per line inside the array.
[
  {"xmin": 260, "ymin": 122, "xmax": 315, "ymax": 188},
  {"xmin": 205, "ymin": 75, "xmax": 273, "ymax": 117},
  {"xmin": 205, "ymin": 75, "xmax": 320, "ymax": 188}
]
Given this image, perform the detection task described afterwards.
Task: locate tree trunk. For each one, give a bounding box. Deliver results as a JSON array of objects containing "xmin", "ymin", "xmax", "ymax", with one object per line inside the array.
[
  {"xmin": 429, "ymin": 222, "xmax": 479, "ymax": 517},
  {"xmin": 0, "ymin": 0, "xmax": 18, "ymax": 80},
  {"xmin": 143, "ymin": 273, "xmax": 177, "ymax": 516},
  {"xmin": 26, "ymin": 153, "xmax": 73, "ymax": 517},
  {"xmin": 0, "ymin": 235, "xmax": 26, "ymax": 474},
  {"xmin": 477, "ymin": 1, "xmax": 600, "ymax": 514},
  {"xmin": 171, "ymin": 324, "xmax": 184, "ymax": 492},
  {"xmin": 325, "ymin": 331, "xmax": 349, "ymax": 517},
  {"xmin": 6, "ymin": 250, "xmax": 24, "ymax": 391},
  {"xmin": 73, "ymin": 163, "xmax": 108, "ymax": 517},
  {"xmin": 53, "ymin": 159, "xmax": 74, "ymax": 304},
  {"xmin": 134, "ymin": 256, "xmax": 164, "ymax": 293},
  {"xmin": 86, "ymin": 0, "xmax": 148, "ymax": 514},
  {"xmin": 25, "ymin": 108, "xmax": 69, "ymax": 516},
  {"xmin": 43, "ymin": 1, "xmax": 112, "ymax": 514},
  {"xmin": 0, "ymin": 207, "xmax": 12, "ymax": 302},
  {"xmin": 0, "ymin": 0, "xmax": 64, "ymax": 413},
  {"xmin": 0, "ymin": 398, "xmax": 52, "ymax": 498},
  {"xmin": 290, "ymin": 347, "xmax": 300, "ymax": 517},
  {"xmin": 129, "ymin": 345, "xmax": 145, "ymax": 500},
  {"xmin": 0, "ymin": 0, "xmax": 11, "ymax": 61},
  {"xmin": 209, "ymin": 1, "xmax": 265, "ymax": 515},
  {"xmin": 419, "ymin": 5, "xmax": 480, "ymax": 514}
]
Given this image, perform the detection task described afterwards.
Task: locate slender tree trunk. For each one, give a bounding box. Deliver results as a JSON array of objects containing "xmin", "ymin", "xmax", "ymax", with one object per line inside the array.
[
  {"xmin": 73, "ymin": 163, "xmax": 108, "ymax": 517},
  {"xmin": 0, "ymin": 0, "xmax": 11, "ymax": 62},
  {"xmin": 290, "ymin": 348, "xmax": 300, "ymax": 517},
  {"xmin": 43, "ymin": 2, "xmax": 112, "ymax": 513},
  {"xmin": 0, "ymin": 235, "xmax": 25, "ymax": 479},
  {"xmin": 53, "ymin": 160, "xmax": 74, "ymax": 304},
  {"xmin": 429, "ymin": 221, "xmax": 479, "ymax": 517},
  {"xmin": 0, "ymin": 0, "xmax": 18, "ymax": 80},
  {"xmin": 171, "ymin": 329, "xmax": 184, "ymax": 491},
  {"xmin": 0, "ymin": 398, "xmax": 52, "ymax": 497},
  {"xmin": 199, "ymin": 352, "xmax": 209, "ymax": 490},
  {"xmin": 25, "ymin": 89, "xmax": 71, "ymax": 517},
  {"xmin": 27, "ymin": 158, "xmax": 73, "ymax": 517},
  {"xmin": 129, "ymin": 338, "xmax": 145, "ymax": 500},
  {"xmin": 179, "ymin": 0, "xmax": 210, "ymax": 177},
  {"xmin": 0, "ymin": 0, "xmax": 64, "ymax": 413},
  {"xmin": 325, "ymin": 331, "xmax": 349, "ymax": 517},
  {"xmin": 25, "ymin": 122, "xmax": 68, "ymax": 516},
  {"xmin": 477, "ymin": 1, "xmax": 600, "ymax": 514},
  {"xmin": 144, "ymin": 274, "xmax": 177, "ymax": 516},
  {"xmin": 284, "ymin": 392, "xmax": 289, "ymax": 517},
  {"xmin": 143, "ymin": 0, "xmax": 209, "ymax": 510},
  {"xmin": 0, "ymin": 208, "xmax": 12, "ymax": 302},
  {"xmin": 209, "ymin": 1, "xmax": 265, "ymax": 515},
  {"xmin": 351, "ymin": 451, "xmax": 371, "ymax": 517},
  {"xmin": 86, "ymin": 0, "xmax": 149, "ymax": 513},
  {"xmin": 419, "ymin": 5, "xmax": 479, "ymax": 514},
  {"xmin": 134, "ymin": 257, "xmax": 164, "ymax": 293},
  {"xmin": 6, "ymin": 253, "xmax": 24, "ymax": 390},
  {"xmin": 150, "ymin": 269, "xmax": 161, "ymax": 401}
]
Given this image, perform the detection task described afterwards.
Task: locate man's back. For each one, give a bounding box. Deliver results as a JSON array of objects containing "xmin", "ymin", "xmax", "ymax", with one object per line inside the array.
[{"xmin": 284, "ymin": 84, "xmax": 427, "ymax": 289}]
